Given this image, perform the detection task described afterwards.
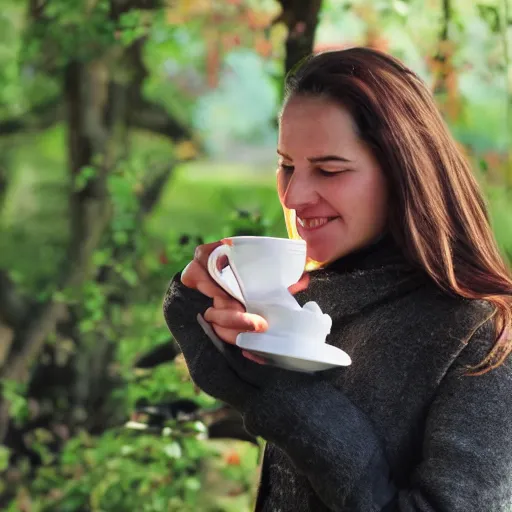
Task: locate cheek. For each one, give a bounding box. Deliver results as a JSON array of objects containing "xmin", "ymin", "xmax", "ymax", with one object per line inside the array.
[
  {"xmin": 327, "ymin": 173, "xmax": 388, "ymax": 222},
  {"xmin": 368, "ymin": 173, "xmax": 389, "ymax": 217},
  {"xmin": 357, "ymin": 174, "xmax": 388, "ymax": 227}
]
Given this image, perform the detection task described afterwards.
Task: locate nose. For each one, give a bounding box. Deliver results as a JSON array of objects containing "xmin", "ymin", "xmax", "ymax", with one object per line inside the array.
[{"xmin": 281, "ymin": 172, "xmax": 319, "ymax": 211}]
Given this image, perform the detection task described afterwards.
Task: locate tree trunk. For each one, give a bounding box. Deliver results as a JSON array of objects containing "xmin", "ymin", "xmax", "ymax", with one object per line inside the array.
[
  {"xmin": 433, "ymin": 0, "xmax": 452, "ymax": 97},
  {"xmin": 0, "ymin": 59, "xmax": 116, "ymax": 440},
  {"xmin": 0, "ymin": 19, "xmax": 187, "ymax": 443},
  {"xmin": 276, "ymin": 0, "xmax": 323, "ymax": 76}
]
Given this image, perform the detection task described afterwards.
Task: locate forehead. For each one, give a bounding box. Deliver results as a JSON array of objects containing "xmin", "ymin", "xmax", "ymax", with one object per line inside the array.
[{"xmin": 278, "ymin": 95, "xmax": 359, "ymax": 153}]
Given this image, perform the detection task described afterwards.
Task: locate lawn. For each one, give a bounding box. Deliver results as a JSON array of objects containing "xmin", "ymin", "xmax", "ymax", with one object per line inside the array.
[{"xmin": 147, "ymin": 159, "xmax": 287, "ymax": 243}]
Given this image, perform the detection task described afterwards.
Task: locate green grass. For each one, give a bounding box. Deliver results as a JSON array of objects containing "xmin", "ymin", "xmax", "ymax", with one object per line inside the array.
[{"xmin": 147, "ymin": 160, "xmax": 287, "ymax": 241}]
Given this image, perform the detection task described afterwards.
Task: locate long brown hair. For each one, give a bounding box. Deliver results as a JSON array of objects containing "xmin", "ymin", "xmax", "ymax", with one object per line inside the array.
[{"xmin": 282, "ymin": 47, "xmax": 512, "ymax": 375}]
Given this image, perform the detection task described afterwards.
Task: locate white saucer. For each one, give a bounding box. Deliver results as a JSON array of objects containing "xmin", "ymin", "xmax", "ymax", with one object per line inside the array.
[{"xmin": 236, "ymin": 333, "xmax": 352, "ymax": 373}]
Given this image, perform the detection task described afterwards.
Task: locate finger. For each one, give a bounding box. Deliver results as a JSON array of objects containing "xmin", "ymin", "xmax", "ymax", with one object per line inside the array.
[
  {"xmin": 288, "ymin": 271, "xmax": 310, "ymax": 295},
  {"xmin": 193, "ymin": 241, "xmax": 223, "ymax": 269},
  {"xmin": 198, "ymin": 313, "xmax": 240, "ymax": 349},
  {"xmin": 181, "ymin": 259, "xmax": 231, "ymax": 300},
  {"xmin": 213, "ymin": 295, "xmax": 246, "ymax": 312},
  {"xmin": 203, "ymin": 308, "xmax": 268, "ymax": 333},
  {"xmin": 211, "ymin": 323, "xmax": 239, "ymax": 345},
  {"xmin": 242, "ymin": 350, "xmax": 268, "ymax": 365}
]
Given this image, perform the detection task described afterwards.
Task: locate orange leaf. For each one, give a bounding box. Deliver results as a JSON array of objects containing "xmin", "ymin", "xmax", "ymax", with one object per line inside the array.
[
  {"xmin": 254, "ymin": 36, "xmax": 272, "ymax": 58},
  {"xmin": 224, "ymin": 450, "xmax": 241, "ymax": 465}
]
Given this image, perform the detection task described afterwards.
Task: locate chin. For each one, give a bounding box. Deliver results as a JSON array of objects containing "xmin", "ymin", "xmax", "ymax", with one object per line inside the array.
[
  {"xmin": 307, "ymin": 236, "xmax": 363, "ymax": 265},
  {"xmin": 307, "ymin": 245, "xmax": 344, "ymax": 265}
]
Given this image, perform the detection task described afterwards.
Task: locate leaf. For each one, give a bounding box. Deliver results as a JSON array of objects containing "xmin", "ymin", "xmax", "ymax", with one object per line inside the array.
[
  {"xmin": 78, "ymin": 318, "xmax": 96, "ymax": 333},
  {"xmin": 392, "ymin": 0, "xmax": 409, "ymax": 16},
  {"xmin": 190, "ymin": 421, "xmax": 207, "ymax": 434},
  {"xmin": 184, "ymin": 476, "xmax": 201, "ymax": 491},
  {"xmin": 0, "ymin": 445, "xmax": 10, "ymax": 472},
  {"xmin": 92, "ymin": 248, "xmax": 113, "ymax": 267},
  {"xmin": 113, "ymin": 230, "xmax": 129, "ymax": 246},
  {"xmin": 164, "ymin": 442, "xmax": 182, "ymax": 459},
  {"xmin": 74, "ymin": 166, "xmax": 97, "ymax": 192},
  {"xmin": 120, "ymin": 267, "xmax": 139, "ymax": 286},
  {"xmin": 120, "ymin": 445, "xmax": 135, "ymax": 456}
]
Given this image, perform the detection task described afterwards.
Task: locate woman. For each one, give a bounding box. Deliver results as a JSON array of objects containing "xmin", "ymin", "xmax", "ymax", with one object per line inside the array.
[{"xmin": 163, "ymin": 48, "xmax": 512, "ymax": 511}]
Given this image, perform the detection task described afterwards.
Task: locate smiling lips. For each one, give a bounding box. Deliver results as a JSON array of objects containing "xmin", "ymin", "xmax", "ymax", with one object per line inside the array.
[{"xmin": 297, "ymin": 216, "xmax": 339, "ymax": 230}]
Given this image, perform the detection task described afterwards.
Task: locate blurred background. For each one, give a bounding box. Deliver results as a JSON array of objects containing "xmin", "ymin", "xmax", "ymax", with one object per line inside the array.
[{"xmin": 0, "ymin": 0, "xmax": 510, "ymax": 510}]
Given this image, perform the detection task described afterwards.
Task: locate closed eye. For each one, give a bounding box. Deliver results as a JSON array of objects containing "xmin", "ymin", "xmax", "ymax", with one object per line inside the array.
[
  {"xmin": 279, "ymin": 163, "xmax": 294, "ymax": 173},
  {"xmin": 318, "ymin": 168, "xmax": 347, "ymax": 177},
  {"xmin": 279, "ymin": 164, "xmax": 348, "ymax": 176}
]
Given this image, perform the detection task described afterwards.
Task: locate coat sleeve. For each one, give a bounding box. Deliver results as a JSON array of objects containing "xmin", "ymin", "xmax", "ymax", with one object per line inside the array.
[
  {"xmin": 242, "ymin": 320, "xmax": 512, "ymax": 511},
  {"xmin": 162, "ymin": 272, "xmax": 256, "ymax": 411}
]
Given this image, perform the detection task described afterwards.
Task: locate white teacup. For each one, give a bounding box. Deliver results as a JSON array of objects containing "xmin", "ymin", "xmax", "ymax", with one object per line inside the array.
[
  {"xmin": 204, "ymin": 236, "xmax": 342, "ymax": 369},
  {"xmin": 247, "ymin": 302, "xmax": 332, "ymax": 342},
  {"xmin": 207, "ymin": 236, "xmax": 307, "ymax": 305}
]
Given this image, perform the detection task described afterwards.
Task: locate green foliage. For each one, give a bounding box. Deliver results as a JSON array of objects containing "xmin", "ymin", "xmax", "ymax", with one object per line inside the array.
[
  {"xmin": 0, "ymin": 151, "xmax": 273, "ymax": 510},
  {"xmin": 487, "ymin": 184, "xmax": 512, "ymax": 261},
  {"xmin": 0, "ymin": 1, "xmax": 510, "ymax": 511},
  {"xmin": 1, "ymin": 196, "xmax": 267, "ymax": 510},
  {"xmin": 23, "ymin": 0, "xmax": 115, "ymax": 66},
  {"xmin": 15, "ymin": 428, "xmax": 220, "ymax": 511},
  {"xmin": 2, "ymin": 381, "xmax": 29, "ymax": 427},
  {"xmin": 0, "ymin": 445, "xmax": 10, "ymax": 472}
]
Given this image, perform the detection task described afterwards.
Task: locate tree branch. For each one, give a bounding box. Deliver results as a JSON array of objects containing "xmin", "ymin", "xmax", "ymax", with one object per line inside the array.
[
  {"xmin": 140, "ymin": 163, "xmax": 176, "ymax": 214},
  {"xmin": 0, "ymin": 271, "xmax": 30, "ymax": 329},
  {"xmin": 109, "ymin": 0, "xmax": 163, "ymax": 19},
  {"xmin": 0, "ymin": 99, "xmax": 63, "ymax": 137},
  {"xmin": 0, "ymin": 93, "xmax": 190, "ymax": 142},
  {"xmin": 129, "ymin": 96, "xmax": 191, "ymax": 141},
  {"xmin": 124, "ymin": 38, "xmax": 192, "ymax": 141}
]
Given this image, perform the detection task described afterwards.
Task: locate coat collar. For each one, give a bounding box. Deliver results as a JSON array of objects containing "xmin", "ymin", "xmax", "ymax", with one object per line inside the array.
[{"xmin": 295, "ymin": 235, "xmax": 428, "ymax": 319}]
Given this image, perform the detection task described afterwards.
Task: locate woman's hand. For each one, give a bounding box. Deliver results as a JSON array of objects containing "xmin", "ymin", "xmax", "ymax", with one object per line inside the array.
[
  {"xmin": 180, "ymin": 241, "xmax": 310, "ymax": 363},
  {"xmin": 180, "ymin": 242, "xmax": 269, "ymax": 362}
]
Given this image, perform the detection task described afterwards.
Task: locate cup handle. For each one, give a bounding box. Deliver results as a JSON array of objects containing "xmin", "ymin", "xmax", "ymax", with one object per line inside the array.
[{"xmin": 207, "ymin": 245, "xmax": 246, "ymax": 304}]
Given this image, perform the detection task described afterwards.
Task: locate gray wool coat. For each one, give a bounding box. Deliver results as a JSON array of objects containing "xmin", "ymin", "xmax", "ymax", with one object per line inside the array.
[{"xmin": 163, "ymin": 236, "xmax": 512, "ymax": 511}]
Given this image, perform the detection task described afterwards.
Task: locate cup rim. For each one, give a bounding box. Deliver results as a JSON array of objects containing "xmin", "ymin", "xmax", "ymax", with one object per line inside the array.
[{"xmin": 225, "ymin": 236, "xmax": 306, "ymax": 246}]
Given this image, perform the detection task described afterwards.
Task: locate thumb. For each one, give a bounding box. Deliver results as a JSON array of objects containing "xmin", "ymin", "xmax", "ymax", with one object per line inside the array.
[{"xmin": 288, "ymin": 272, "xmax": 310, "ymax": 295}]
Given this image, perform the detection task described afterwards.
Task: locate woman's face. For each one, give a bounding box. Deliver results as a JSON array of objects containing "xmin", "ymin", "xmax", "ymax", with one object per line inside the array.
[{"xmin": 277, "ymin": 94, "xmax": 389, "ymax": 264}]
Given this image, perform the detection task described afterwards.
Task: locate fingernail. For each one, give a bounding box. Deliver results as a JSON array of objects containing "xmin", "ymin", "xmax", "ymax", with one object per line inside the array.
[
  {"xmin": 251, "ymin": 321, "xmax": 268, "ymax": 332},
  {"xmin": 181, "ymin": 261, "xmax": 192, "ymax": 280}
]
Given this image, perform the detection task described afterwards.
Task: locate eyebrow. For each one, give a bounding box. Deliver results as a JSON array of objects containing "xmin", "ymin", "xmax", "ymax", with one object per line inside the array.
[{"xmin": 277, "ymin": 149, "xmax": 352, "ymax": 163}]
